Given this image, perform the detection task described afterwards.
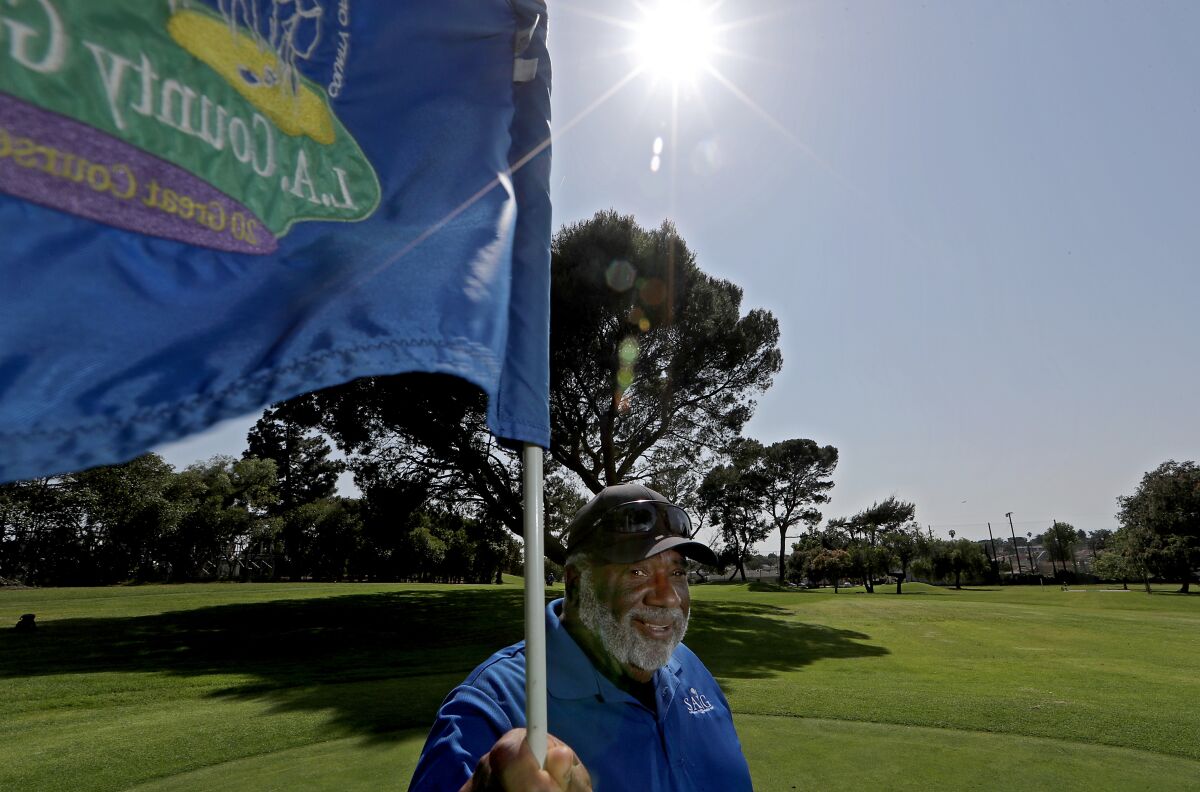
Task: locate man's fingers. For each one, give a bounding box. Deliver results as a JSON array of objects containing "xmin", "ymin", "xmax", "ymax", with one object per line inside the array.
[
  {"xmin": 566, "ymin": 756, "xmax": 592, "ymax": 790},
  {"xmin": 542, "ymin": 740, "xmax": 572, "ymax": 787},
  {"xmin": 543, "ymin": 737, "xmax": 592, "ymax": 791}
]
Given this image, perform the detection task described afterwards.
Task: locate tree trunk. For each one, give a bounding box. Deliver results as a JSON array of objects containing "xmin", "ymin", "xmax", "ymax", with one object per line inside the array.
[
  {"xmin": 1179, "ymin": 578, "xmax": 1191, "ymax": 594},
  {"xmin": 895, "ymin": 578, "xmax": 903, "ymax": 595},
  {"xmin": 954, "ymin": 568, "xmax": 962, "ymax": 590},
  {"xmin": 778, "ymin": 528, "xmax": 786, "ymax": 585},
  {"xmin": 1143, "ymin": 574, "xmax": 1152, "ymax": 594}
]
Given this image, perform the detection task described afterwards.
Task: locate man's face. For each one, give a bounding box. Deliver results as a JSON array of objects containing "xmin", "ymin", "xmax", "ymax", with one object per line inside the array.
[{"xmin": 574, "ymin": 549, "xmax": 691, "ymax": 684}]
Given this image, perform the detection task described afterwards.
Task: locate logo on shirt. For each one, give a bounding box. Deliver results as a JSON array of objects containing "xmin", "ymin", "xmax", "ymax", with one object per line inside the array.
[{"xmin": 683, "ymin": 687, "xmax": 715, "ymax": 715}]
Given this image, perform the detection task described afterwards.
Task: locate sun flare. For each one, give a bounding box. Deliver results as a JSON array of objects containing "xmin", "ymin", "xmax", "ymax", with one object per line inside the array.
[{"xmin": 632, "ymin": 0, "xmax": 718, "ymax": 85}]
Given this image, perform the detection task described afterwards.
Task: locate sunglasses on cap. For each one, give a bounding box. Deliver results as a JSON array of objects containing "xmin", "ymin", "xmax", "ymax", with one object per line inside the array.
[{"xmin": 591, "ymin": 499, "xmax": 694, "ymax": 539}]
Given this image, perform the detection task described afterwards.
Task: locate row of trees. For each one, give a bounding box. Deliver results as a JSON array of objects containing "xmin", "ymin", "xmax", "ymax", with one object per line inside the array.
[
  {"xmin": 785, "ymin": 497, "xmax": 990, "ymax": 593},
  {"xmin": 0, "ymin": 447, "xmax": 520, "ymax": 586}
]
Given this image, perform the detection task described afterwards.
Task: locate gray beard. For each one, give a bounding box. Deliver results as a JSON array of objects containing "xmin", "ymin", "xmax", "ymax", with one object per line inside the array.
[{"xmin": 577, "ymin": 567, "xmax": 689, "ymax": 672}]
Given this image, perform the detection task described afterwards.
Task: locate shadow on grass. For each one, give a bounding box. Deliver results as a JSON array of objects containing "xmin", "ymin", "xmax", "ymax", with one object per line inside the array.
[
  {"xmin": 0, "ymin": 589, "xmax": 887, "ymax": 739},
  {"xmin": 886, "ymin": 587, "xmax": 1002, "ymax": 595},
  {"xmin": 687, "ymin": 599, "xmax": 887, "ymax": 680}
]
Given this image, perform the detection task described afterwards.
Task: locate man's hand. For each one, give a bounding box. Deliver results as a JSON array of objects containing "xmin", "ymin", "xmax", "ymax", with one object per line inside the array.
[{"xmin": 460, "ymin": 728, "xmax": 592, "ymax": 792}]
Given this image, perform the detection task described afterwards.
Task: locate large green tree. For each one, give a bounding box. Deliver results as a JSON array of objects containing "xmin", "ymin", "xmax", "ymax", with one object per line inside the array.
[
  {"xmin": 245, "ymin": 397, "xmax": 345, "ymax": 576},
  {"xmin": 944, "ymin": 538, "xmax": 990, "ymax": 589},
  {"xmin": 162, "ymin": 456, "xmax": 279, "ymax": 580},
  {"xmin": 788, "ymin": 524, "xmax": 851, "ymax": 591},
  {"xmin": 71, "ymin": 454, "xmax": 182, "ymax": 582},
  {"xmin": 836, "ymin": 497, "xmax": 916, "ymax": 593},
  {"xmin": 759, "ymin": 439, "xmax": 838, "ymax": 584},
  {"xmin": 245, "ymin": 397, "xmax": 343, "ymax": 513},
  {"xmin": 548, "ymin": 211, "xmax": 780, "ymax": 491},
  {"xmin": 1116, "ymin": 460, "xmax": 1200, "ymax": 593},
  {"xmin": 698, "ymin": 439, "xmax": 772, "ymax": 582},
  {"xmin": 0, "ymin": 476, "xmax": 89, "ymax": 585},
  {"xmin": 880, "ymin": 522, "xmax": 926, "ymax": 594}
]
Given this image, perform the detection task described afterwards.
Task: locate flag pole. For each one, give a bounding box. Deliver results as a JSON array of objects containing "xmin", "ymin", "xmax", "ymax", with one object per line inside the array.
[{"xmin": 521, "ymin": 443, "xmax": 548, "ymax": 765}]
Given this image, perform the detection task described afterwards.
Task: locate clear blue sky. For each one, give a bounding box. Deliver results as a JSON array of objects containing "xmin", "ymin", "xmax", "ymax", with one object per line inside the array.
[{"xmin": 160, "ymin": 0, "xmax": 1199, "ymax": 544}]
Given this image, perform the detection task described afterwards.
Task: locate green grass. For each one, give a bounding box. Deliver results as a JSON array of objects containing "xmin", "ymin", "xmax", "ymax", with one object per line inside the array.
[{"xmin": 2, "ymin": 580, "xmax": 1197, "ymax": 790}]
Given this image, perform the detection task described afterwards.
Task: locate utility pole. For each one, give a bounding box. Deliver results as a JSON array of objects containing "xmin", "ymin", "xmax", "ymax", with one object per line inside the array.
[
  {"xmin": 1007, "ymin": 512, "xmax": 1023, "ymax": 575},
  {"xmin": 986, "ymin": 522, "xmax": 1005, "ymax": 582},
  {"xmin": 1048, "ymin": 520, "xmax": 1058, "ymax": 576}
]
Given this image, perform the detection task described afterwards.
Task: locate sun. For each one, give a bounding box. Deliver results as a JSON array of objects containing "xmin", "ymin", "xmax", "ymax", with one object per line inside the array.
[{"xmin": 631, "ymin": 0, "xmax": 718, "ymax": 86}]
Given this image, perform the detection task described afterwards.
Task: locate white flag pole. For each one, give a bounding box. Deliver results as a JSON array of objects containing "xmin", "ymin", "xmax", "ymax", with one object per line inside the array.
[{"xmin": 521, "ymin": 442, "xmax": 548, "ymax": 766}]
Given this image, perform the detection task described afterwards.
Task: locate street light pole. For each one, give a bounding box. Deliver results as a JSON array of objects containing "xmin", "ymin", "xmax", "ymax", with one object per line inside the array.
[{"xmin": 1007, "ymin": 512, "xmax": 1023, "ymax": 575}]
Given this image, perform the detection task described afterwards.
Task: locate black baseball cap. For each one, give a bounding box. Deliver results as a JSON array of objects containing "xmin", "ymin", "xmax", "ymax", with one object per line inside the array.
[{"xmin": 565, "ymin": 483, "xmax": 719, "ymax": 567}]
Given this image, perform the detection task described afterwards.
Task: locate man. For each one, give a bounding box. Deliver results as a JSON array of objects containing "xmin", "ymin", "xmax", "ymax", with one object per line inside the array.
[{"xmin": 409, "ymin": 483, "xmax": 753, "ymax": 791}]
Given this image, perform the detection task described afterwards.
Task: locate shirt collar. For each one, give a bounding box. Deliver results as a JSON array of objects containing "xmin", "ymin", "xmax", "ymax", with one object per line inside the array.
[{"xmin": 545, "ymin": 599, "xmax": 684, "ymax": 701}]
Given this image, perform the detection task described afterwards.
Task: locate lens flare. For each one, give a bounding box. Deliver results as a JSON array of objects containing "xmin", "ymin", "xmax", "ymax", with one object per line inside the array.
[
  {"xmin": 605, "ymin": 259, "xmax": 637, "ymax": 291},
  {"xmin": 619, "ymin": 337, "xmax": 640, "ymax": 364}
]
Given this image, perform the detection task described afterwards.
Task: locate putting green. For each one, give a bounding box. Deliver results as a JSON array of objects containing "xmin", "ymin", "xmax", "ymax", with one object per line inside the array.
[
  {"xmin": 100, "ymin": 715, "xmax": 1200, "ymax": 791},
  {"xmin": 125, "ymin": 732, "xmax": 427, "ymax": 792},
  {"xmin": 738, "ymin": 714, "xmax": 1200, "ymax": 791}
]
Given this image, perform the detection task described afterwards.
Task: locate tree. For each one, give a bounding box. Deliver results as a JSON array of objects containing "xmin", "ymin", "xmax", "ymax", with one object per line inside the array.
[
  {"xmin": 913, "ymin": 538, "xmax": 988, "ymax": 589},
  {"xmin": 880, "ymin": 522, "xmax": 925, "ymax": 594},
  {"xmin": 789, "ymin": 524, "xmax": 854, "ymax": 591},
  {"xmin": 758, "ymin": 439, "xmax": 838, "ymax": 584},
  {"xmin": 548, "ymin": 211, "xmax": 781, "ymax": 493},
  {"xmin": 71, "ymin": 454, "xmax": 181, "ymax": 582},
  {"xmin": 163, "ymin": 456, "xmax": 279, "ymax": 580},
  {"xmin": 246, "ymin": 397, "xmax": 343, "ymax": 512},
  {"xmin": 0, "ymin": 476, "xmax": 89, "ymax": 585},
  {"xmin": 945, "ymin": 538, "xmax": 990, "ymax": 589},
  {"xmin": 284, "ymin": 497, "xmax": 363, "ymax": 580},
  {"xmin": 1093, "ymin": 545, "xmax": 1141, "ymax": 590},
  {"xmin": 1086, "ymin": 529, "xmax": 1114, "ymax": 555},
  {"xmin": 837, "ymin": 497, "xmax": 916, "ymax": 593},
  {"xmin": 807, "ymin": 548, "xmax": 852, "ymax": 592},
  {"xmin": 1117, "ymin": 460, "xmax": 1200, "ymax": 593},
  {"xmin": 698, "ymin": 440, "xmax": 771, "ymax": 582},
  {"xmin": 1042, "ymin": 521, "xmax": 1080, "ymax": 580},
  {"xmin": 246, "ymin": 397, "xmax": 345, "ymax": 575}
]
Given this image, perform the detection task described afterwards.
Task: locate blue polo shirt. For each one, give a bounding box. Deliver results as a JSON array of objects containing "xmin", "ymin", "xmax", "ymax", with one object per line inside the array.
[{"xmin": 408, "ymin": 599, "xmax": 752, "ymax": 791}]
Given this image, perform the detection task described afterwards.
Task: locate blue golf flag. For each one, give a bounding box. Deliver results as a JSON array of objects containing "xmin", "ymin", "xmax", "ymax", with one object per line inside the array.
[{"xmin": 0, "ymin": 0, "xmax": 552, "ymax": 483}]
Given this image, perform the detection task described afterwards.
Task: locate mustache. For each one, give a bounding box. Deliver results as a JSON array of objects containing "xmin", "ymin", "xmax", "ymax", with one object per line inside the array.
[{"xmin": 626, "ymin": 605, "xmax": 687, "ymax": 628}]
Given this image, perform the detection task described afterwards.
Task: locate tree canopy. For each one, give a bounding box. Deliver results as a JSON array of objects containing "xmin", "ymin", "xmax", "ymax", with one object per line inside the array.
[
  {"xmin": 834, "ymin": 497, "xmax": 916, "ymax": 592},
  {"xmin": 548, "ymin": 211, "xmax": 781, "ymax": 493},
  {"xmin": 1116, "ymin": 460, "xmax": 1200, "ymax": 593}
]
